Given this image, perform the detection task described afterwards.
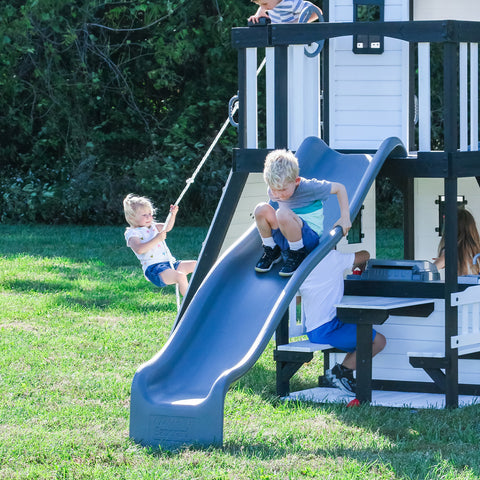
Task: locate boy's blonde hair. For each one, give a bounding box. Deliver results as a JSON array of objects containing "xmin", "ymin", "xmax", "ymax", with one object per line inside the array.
[
  {"xmin": 123, "ymin": 193, "xmax": 156, "ymax": 227},
  {"xmin": 263, "ymin": 149, "xmax": 299, "ymax": 189}
]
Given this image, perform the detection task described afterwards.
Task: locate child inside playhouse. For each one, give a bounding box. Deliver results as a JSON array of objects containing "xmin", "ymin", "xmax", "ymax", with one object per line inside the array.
[
  {"xmin": 248, "ymin": 0, "xmax": 322, "ymax": 24},
  {"xmin": 299, "ymin": 249, "xmax": 387, "ymax": 395},
  {"xmin": 434, "ymin": 207, "xmax": 480, "ymax": 276},
  {"xmin": 254, "ymin": 148, "xmax": 351, "ymax": 276},
  {"xmin": 123, "ymin": 194, "xmax": 196, "ymax": 296}
]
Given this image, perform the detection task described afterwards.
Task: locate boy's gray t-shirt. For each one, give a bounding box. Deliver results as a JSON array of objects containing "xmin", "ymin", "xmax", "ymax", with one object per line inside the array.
[{"xmin": 267, "ymin": 177, "xmax": 331, "ymax": 235}]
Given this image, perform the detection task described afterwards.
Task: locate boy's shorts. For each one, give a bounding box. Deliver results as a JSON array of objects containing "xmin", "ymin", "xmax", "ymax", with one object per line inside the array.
[
  {"xmin": 272, "ymin": 221, "xmax": 320, "ymax": 252},
  {"xmin": 144, "ymin": 261, "xmax": 181, "ymax": 288},
  {"xmin": 307, "ymin": 316, "xmax": 377, "ymax": 353}
]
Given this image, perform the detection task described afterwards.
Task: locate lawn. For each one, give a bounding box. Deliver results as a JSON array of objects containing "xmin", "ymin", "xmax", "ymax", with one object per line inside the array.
[{"xmin": 1, "ymin": 225, "xmax": 479, "ymax": 479}]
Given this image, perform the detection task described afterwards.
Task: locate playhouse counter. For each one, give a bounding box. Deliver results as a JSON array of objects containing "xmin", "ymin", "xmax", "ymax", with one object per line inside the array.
[
  {"xmin": 336, "ymin": 296, "xmax": 435, "ymax": 404},
  {"xmin": 331, "ymin": 279, "xmax": 480, "ymax": 397}
]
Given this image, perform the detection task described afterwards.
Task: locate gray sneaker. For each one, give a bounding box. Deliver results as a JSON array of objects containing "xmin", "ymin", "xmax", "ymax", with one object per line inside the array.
[{"xmin": 325, "ymin": 363, "xmax": 356, "ymax": 395}]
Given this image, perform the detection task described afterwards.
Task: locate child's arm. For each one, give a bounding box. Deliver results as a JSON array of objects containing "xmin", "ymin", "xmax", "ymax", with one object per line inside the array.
[
  {"xmin": 248, "ymin": 6, "xmax": 269, "ymax": 23},
  {"xmin": 128, "ymin": 230, "xmax": 167, "ymax": 255},
  {"xmin": 156, "ymin": 205, "xmax": 178, "ymax": 233},
  {"xmin": 302, "ymin": 1, "xmax": 323, "ymax": 22},
  {"xmin": 330, "ymin": 182, "xmax": 352, "ymax": 236},
  {"xmin": 433, "ymin": 249, "xmax": 445, "ymax": 270}
]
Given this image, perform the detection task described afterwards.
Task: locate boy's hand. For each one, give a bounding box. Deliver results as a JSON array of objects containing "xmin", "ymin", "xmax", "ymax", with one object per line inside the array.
[
  {"xmin": 334, "ymin": 215, "xmax": 352, "ymax": 236},
  {"xmin": 248, "ymin": 7, "xmax": 268, "ymax": 23}
]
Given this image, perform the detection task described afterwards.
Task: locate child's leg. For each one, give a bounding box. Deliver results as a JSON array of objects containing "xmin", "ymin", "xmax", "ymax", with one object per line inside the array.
[
  {"xmin": 177, "ymin": 260, "xmax": 197, "ymax": 276},
  {"xmin": 276, "ymin": 207, "xmax": 303, "ymax": 243},
  {"xmin": 254, "ymin": 202, "xmax": 278, "ymax": 243},
  {"xmin": 159, "ymin": 268, "xmax": 189, "ymax": 296},
  {"xmin": 337, "ymin": 331, "xmax": 386, "ymax": 371},
  {"xmin": 277, "ymin": 208, "xmax": 318, "ymax": 277},
  {"xmin": 254, "ymin": 203, "xmax": 282, "ymax": 273}
]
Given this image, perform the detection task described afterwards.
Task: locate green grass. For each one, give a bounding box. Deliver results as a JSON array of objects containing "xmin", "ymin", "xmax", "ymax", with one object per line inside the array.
[{"xmin": 1, "ymin": 225, "xmax": 480, "ymax": 479}]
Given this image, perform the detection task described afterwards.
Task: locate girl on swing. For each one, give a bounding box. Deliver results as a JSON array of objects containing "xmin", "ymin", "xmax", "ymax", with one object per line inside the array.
[{"xmin": 123, "ymin": 194, "xmax": 196, "ymax": 296}]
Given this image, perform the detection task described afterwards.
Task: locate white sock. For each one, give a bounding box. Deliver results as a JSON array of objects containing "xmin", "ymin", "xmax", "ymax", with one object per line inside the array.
[
  {"xmin": 288, "ymin": 239, "xmax": 304, "ymax": 251},
  {"xmin": 262, "ymin": 237, "xmax": 276, "ymax": 248}
]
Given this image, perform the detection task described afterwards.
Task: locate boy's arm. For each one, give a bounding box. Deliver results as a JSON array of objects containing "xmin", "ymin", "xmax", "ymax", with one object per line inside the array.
[
  {"xmin": 330, "ymin": 181, "xmax": 352, "ymax": 236},
  {"xmin": 303, "ymin": 1, "xmax": 323, "ymax": 22},
  {"xmin": 248, "ymin": 6, "xmax": 269, "ymax": 23},
  {"xmin": 353, "ymin": 250, "xmax": 370, "ymax": 271}
]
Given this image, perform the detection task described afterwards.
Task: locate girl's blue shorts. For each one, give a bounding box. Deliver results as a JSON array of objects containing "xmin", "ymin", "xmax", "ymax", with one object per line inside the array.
[
  {"xmin": 307, "ymin": 316, "xmax": 377, "ymax": 353},
  {"xmin": 144, "ymin": 261, "xmax": 181, "ymax": 288},
  {"xmin": 271, "ymin": 221, "xmax": 320, "ymax": 253}
]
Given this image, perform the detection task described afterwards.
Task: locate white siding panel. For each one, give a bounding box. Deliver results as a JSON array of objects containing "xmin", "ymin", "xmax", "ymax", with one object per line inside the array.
[
  {"xmin": 328, "ymin": 0, "xmax": 409, "ymax": 150},
  {"xmin": 334, "ymin": 65, "xmax": 403, "ymax": 80},
  {"xmin": 333, "ymin": 50, "xmax": 403, "ymax": 66},
  {"xmin": 334, "ymin": 110, "xmax": 403, "ymax": 126},
  {"xmin": 414, "ymin": 0, "xmax": 480, "ymax": 21},
  {"xmin": 333, "ymin": 81, "xmax": 404, "ymax": 96},
  {"xmin": 334, "ymin": 96, "xmax": 402, "ymax": 111},
  {"xmin": 334, "ymin": 125, "xmax": 404, "ymax": 142}
]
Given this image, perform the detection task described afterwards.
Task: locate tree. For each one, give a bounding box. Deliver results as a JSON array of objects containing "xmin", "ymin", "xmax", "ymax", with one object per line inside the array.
[{"xmin": 0, "ymin": 0, "xmax": 251, "ymax": 224}]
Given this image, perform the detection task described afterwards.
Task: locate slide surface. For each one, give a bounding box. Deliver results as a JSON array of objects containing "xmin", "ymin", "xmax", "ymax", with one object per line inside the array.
[{"xmin": 129, "ymin": 136, "xmax": 406, "ymax": 449}]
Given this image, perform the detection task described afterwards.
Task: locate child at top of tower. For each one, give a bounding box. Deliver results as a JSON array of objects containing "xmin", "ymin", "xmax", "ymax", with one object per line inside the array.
[
  {"xmin": 123, "ymin": 194, "xmax": 196, "ymax": 296},
  {"xmin": 248, "ymin": 0, "xmax": 322, "ymax": 24},
  {"xmin": 253, "ymin": 149, "xmax": 351, "ymax": 277}
]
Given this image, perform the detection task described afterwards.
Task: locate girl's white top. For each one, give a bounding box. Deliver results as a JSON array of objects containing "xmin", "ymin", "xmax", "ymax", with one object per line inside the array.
[{"xmin": 125, "ymin": 226, "xmax": 175, "ymax": 272}]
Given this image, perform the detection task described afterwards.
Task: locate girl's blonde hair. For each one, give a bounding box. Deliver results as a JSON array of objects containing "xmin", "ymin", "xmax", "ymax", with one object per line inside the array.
[
  {"xmin": 438, "ymin": 208, "xmax": 480, "ymax": 275},
  {"xmin": 263, "ymin": 149, "xmax": 299, "ymax": 190},
  {"xmin": 123, "ymin": 194, "xmax": 156, "ymax": 227}
]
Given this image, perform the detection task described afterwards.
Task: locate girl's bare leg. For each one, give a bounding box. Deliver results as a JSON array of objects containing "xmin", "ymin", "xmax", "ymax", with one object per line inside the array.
[
  {"xmin": 160, "ymin": 269, "xmax": 189, "ymax": 296},
  {"xmin": 178, "ymin": 260, "xmax": 196, "ymax": 275}
]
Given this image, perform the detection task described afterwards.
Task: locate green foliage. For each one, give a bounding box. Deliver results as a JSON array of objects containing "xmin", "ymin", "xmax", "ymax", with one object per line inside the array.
[{"xmin": 0, "ymin": 0, "xmax": 251, "ymax": 225}]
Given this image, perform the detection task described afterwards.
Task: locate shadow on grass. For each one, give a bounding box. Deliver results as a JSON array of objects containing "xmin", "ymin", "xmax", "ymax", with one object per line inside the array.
[
  {"xmin": 3, "ymin": 268, "xmax": 178, "ymax": 314},
  {"xmin": 226, "ymin": 361, "xmax": 480, "ymax": 477},
  {"xmin": 221, "ymin": 397, "xmax": 480, "ymax": 478}
]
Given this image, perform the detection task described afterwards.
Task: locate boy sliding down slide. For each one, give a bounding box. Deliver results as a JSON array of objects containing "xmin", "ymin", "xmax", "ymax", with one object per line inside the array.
[{"xmin": 254, "ymin": 149, "xmax": 351, "ymax": 277}]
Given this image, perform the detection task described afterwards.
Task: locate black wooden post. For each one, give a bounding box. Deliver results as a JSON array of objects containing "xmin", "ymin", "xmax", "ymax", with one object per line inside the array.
[{"xmin": 443, "ymin": 41, "xmax": 459, "ymax": 409}]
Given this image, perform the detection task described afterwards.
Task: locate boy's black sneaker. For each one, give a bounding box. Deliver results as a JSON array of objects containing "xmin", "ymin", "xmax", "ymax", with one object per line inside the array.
[
  {"xmin": 255, "ymin": 245, "xmax": 282, "ymax": 273},
  {"xmin": 279, "ymin": 247, "xmax": 307, "ymax": 277},
  {"xmin": 325, "ymin": 363, "xmax": 356, "ymax": 395}
]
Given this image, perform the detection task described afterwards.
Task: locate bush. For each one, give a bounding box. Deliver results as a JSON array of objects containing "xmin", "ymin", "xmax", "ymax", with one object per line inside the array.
[{"xmin": 0, "ymin": 0, "xmax": 251, "ymax": 225}]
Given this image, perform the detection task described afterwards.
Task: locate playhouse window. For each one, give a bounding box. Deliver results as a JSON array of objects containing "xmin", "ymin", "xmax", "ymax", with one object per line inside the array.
[{"xmin": 353, "ymin": 0, "xmax": 384, "ymax": 55}]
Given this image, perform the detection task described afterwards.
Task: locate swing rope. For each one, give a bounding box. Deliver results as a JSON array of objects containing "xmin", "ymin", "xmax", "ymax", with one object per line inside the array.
[{"xmin": 162, "ymin": 57, "xmax": 267, "ymax": 310}]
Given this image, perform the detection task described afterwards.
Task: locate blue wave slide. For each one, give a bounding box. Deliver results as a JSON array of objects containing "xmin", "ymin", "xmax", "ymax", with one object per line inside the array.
[{"xmin": 129, "ymin": 136, "xmax": 406, "ymax": 449}]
